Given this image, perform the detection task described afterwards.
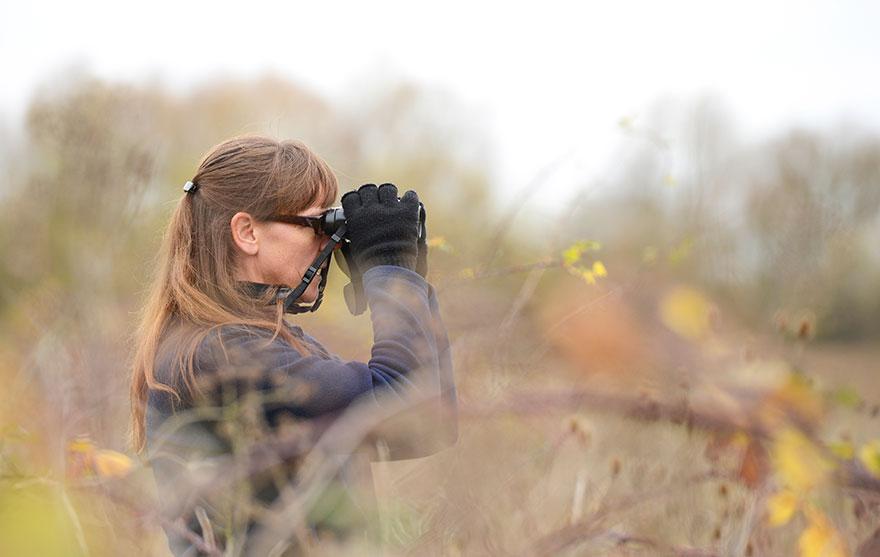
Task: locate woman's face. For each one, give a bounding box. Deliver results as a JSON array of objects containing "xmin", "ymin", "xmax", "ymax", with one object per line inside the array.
[{"xmin": 244, "ymin": 201, "xmax": 333, "ymax": 303}]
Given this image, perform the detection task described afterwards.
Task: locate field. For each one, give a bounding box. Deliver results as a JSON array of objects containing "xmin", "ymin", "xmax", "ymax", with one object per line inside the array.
[{"xmin": 1, "ymin": 74, "xmax": 879, "ymax": 556}]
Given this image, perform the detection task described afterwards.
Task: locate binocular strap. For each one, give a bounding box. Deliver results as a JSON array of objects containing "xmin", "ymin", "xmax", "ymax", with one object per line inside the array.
[{"xmin": 279, "ymin": 224, "xmax": 348, "ymax": 314}]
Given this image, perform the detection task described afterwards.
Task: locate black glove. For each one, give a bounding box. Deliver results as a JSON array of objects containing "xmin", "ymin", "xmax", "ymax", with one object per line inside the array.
[{"xmin": 341, "ymin": 183, "xmax": 420, "ymax": 273}]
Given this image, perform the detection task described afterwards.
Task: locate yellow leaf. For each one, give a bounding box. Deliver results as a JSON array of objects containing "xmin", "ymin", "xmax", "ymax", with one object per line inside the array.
[
  {"xmin": 772, "ymin": 429, "xmax": 834, "ymax": 492},
  {"xmin": 93, "ymin": 450, "xmax": 133, "ymax": 478},
  {"xmin": 659, "ymin": 286, "xmax": 712, "ymax": 340},
  {"xmin": 427, "ymin": 236, "xmax": 454, "ymax": 253},
  {"xmin": 798, "ymin": 508, "xmax": 848, "ymax": 557},
  {"xmin": 858, "ymin": 440, "xmax": 880, "ymax": 477},
  {"xmin": 562, "ymin": 244, "xmax": 583, "ymax": 267},
  {"xmin": 592, "ymin": 261, "xmax": 607, "ymax": 277},
  {"xmin": 731, "ymin": 431, "xmax": 750, "ymax": 449},
  {"xmin": 67, "ymin": 437, "xmax": 96, "ymax": 454},
  {"xmin": 829, "ymin": 440, "xmax": 854, "ymax": 460},
  {"xmin": 768, "ymin": 373, "xmax": 825, "ymax": 426},
  {"xmin": 767, "ymin": 490, "xmax": 798, "ymax": 526},
  {"xmin": 458, "ymin": 268, "xmax": 475, "ymax": 279},
  {"xmin": 581, "ymin": 270, "xmax": 596, "ymax": 285},
  {"xmin": 561, "ymin": 241, "xmax": 602, "ymax": 267}
]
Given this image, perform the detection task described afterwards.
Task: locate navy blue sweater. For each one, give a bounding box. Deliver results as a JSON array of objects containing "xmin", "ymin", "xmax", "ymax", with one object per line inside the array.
[{"xmin": 145, "ymin": 265, "xmax": 457, "ymax": 554}]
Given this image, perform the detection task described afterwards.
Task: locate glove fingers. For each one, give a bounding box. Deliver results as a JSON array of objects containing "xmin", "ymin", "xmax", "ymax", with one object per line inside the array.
[
  {"xmin": 343, "ymin": 185, "xmax": 422, "ymax": 274},
  {"xmin": 341, "ymin": 188, "xmax": 364, "ymax": 212},
  {"xmin": 357, "ymin": 183, "xmax": 379, "ymax": 205},
  {"xmin": 401, "ymin": 189, "xmax": 419, "ymax": 206},
  {"xmin": 377, "ymin": 183, "xmax": 399, "ymax": 204}
]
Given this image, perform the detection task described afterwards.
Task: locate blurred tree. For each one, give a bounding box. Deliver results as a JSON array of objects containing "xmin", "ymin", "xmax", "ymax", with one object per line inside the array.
[
  {"xmin": 744, "ymin": 129, "xmax": 880, "ymax": 339},
  {"xmin": 559, "ymin": 98, "xmax": 880, "ymax": 341}
]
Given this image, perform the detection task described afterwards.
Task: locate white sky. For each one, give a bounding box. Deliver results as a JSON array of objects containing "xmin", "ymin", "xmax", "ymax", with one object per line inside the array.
[{"xmin": 2, "ymin": 0, "xmax": 879, "ymax": 207}]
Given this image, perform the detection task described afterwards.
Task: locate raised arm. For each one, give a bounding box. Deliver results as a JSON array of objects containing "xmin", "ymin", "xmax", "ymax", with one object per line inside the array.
[{"xmin": 181, "ymin": 265, "xmax": 456, "ymax": 458}]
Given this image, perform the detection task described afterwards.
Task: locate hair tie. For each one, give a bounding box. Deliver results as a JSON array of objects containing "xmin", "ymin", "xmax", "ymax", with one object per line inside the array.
[{"xmin": 183, "ymin": 180, "xmax": 199, "ymax": 194}]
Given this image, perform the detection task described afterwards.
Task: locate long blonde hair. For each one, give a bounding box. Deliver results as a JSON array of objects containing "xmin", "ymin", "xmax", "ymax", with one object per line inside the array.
[{"xmin": 129, "ymin": 135, "xmax": 338, "ymax": 453}]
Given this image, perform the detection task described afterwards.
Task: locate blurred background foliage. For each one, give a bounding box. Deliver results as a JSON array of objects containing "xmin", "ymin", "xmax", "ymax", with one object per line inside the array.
[{"xmin": 1, "ymin": 70, "xmax": 879, "ymax": 555}]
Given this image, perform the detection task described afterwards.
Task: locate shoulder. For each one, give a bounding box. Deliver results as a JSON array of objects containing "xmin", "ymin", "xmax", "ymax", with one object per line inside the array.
[
  {"xmin": 197, "ymin": 323, "xmax": 303, "ymax": 370},
  {"xmin": 152, "ymin": 322, "xmax": 285, "ymax": 387}
]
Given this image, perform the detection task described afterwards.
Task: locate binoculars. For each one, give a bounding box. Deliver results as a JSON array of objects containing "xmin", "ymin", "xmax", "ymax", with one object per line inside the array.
[{"xmin": 317, "ymin": 203, "xmax": 427, "ymax": 242}]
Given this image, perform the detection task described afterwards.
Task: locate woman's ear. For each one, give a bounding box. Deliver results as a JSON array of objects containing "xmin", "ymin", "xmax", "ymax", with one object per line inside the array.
[{"xmin": 230, "ymin": 212, "xmax": 259, "ymax": 256}]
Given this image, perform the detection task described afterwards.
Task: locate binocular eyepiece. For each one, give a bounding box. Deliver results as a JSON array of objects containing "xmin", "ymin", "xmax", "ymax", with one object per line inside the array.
[{"xmin": 319, "ymin": 207, "xmax": 347, "ymax": 237}]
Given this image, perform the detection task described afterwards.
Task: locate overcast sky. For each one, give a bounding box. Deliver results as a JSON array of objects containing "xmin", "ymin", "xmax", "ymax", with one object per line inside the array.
[{"xmin": 2, "ymin": 0, "xmax": 879, "ymax": 205}]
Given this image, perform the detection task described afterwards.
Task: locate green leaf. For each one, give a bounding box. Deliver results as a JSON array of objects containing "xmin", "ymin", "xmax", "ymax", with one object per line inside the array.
[{"xmin": 830, "ymin": 387, "xmax": 861, "ymax": 409}]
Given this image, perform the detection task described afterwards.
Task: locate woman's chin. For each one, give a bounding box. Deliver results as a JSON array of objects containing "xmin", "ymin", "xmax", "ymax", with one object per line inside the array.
[{"xmin": 298, "ymin": 285, "xmax": 320, "ymax": 304}]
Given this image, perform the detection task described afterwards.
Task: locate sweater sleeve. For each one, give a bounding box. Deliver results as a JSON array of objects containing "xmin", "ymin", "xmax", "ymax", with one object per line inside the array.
[{"xmin": 186, "ymin": 265, "xmax": 457, "ymax": 455}]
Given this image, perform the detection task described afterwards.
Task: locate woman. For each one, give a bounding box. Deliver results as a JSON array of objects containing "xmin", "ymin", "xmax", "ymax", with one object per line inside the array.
[{"xmin": 130, "ymin": 135, "xmax": 457, "ymax": 555}]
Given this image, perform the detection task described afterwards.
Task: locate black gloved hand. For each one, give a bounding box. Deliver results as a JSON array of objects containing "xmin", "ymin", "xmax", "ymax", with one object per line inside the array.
[{"xmin": 341, "ymin": 183, "xmax": 420, "ymax": 273}]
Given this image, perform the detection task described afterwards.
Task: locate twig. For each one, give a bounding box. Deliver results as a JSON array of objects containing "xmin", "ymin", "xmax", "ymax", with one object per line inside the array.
[
  {"xmin": 462, "ymin": 388, "xmax": 764, "ymax": 438},
  {"xmin": 58, "ymin": 485, "xmax": 91, "ymax": 556},
  {"xmin": 500, "ymin": 266, "xmax": 548, "ymax": 334},
  {"xmin": 570, "ymin": 468, "xmax": 588, "ymax": 525},
  {"xmin": 461, "ymin": 387, "xmax": 880, "ymax": 497},
  {"xmin": 437, "ymin": 258, "xmax": 565, "ymax": 293},
  {"xmin": 194, "ymin": 506, "xmax": 217, "ymax": 554},
  {"xmin": 725, "ymin": 481, "xmax": 770, "ymax": 557}
]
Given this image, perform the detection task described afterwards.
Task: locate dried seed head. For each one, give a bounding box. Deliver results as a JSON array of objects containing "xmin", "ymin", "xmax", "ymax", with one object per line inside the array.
[
  {"xmin": 611, "ymin": 457, "xmax": 622, "ymax": 478},
  {"xmin": 793, "ymin": 309, "xmax": 817, "ymax": 341},
  {"xmin": 565, "ymin": 415, "xmax": 592, "ymax": 448}
]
